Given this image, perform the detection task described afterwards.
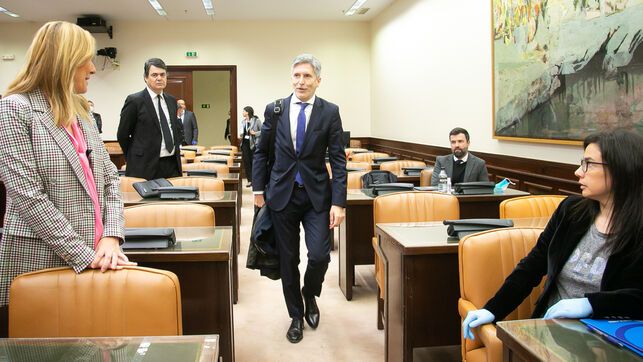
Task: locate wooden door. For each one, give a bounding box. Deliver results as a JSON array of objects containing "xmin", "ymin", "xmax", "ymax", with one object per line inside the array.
[{"xmin": 167, "ymin": 71, "xmax": 193, "ymax": 110}]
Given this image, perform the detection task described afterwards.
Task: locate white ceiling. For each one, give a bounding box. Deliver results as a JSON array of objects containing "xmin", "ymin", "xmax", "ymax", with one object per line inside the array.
[{"xmin": 0, "ymin": 0, "xmax": 394, "ymax": 23}]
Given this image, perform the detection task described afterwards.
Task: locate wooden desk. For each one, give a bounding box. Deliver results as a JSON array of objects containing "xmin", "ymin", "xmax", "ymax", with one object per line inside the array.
[
  {"xmin": 0, "ymin": 335, "xmax": 219, "ymax": 361},
  {"xmin": 497, "ymin": 319, "xmax": 641, "ymax": 361},
  {"xmin": 126, "ymin": 228, "xmax": 232, "ymax": 362},
  {"xmin": 122, "ymin": 191, "xmax": 239, "ymax": 304},
  {"xmin": 338, "ymin": 188, "xmax": 530, "ymax": 300}
]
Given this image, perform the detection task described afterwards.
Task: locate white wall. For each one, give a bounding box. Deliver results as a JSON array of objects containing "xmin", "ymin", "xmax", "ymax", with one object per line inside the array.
[
  {"xmin": 0, "ymin": 20, "xmax": 372, "ymax": 140},
  {"xmin": 370, "ymin": 0, "xmax": 582, "ymax": 164}
]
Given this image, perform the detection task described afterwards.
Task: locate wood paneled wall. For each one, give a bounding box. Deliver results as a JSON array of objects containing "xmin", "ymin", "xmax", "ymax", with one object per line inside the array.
[{"xmin": 353, "ymin": 137, "xmax": 581, "ymax": 196}]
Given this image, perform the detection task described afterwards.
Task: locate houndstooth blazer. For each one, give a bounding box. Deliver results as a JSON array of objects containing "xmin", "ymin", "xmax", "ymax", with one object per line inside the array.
[{"xmin": 0, "ymin": 89, "xmax": 124, "ymax": 306}]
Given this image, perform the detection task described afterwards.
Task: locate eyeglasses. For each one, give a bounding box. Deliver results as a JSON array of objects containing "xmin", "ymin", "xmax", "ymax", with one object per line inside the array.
[{"xmin": 580, "ymin": 159, "xmax": 607, "ymax": 173}]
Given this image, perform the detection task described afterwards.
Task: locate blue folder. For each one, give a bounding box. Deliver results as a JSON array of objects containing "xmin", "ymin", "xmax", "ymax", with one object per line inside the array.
[{"xmin": 581, "ymin": 319, "xmax": 643, "ymax": 357}]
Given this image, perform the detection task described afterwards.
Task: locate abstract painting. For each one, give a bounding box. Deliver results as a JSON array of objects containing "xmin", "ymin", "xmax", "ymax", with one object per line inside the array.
[{"xmin": 492, "ymin": 0, "xmax": 643, "ymax": 144}]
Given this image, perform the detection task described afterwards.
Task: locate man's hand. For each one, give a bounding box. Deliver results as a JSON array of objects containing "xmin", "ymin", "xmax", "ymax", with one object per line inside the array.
[
  {"xmin": 90, "ymin": 237, "xmax": 137, "ymax": 272},
  {"xmin": 254, "ymin": 194, "xmax": 265, "ymax": 208},
  {"xmin": 329, "ymin": 206, "xmax": 345, "ymax": 229}
]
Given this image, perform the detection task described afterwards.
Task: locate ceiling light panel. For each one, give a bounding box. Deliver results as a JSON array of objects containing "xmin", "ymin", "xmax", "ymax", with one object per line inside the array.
[
  {"xmin": 0, "ymin": 6, "xmax": 20, "ymax": 17},
  {"xmin": 202, "ymin": 0, "xmax": 215, "ymax": 15},
  {"xmin": 147, "ymin": 0, "xmax": 167, "ymax": 16}
]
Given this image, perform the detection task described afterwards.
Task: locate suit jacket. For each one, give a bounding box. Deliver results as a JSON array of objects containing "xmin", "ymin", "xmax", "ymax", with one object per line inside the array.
[
  {"xmin": 180, "ymin": 110, "xmax": 198, "ymax": 145},
  {"xmin": 484, "ymin": 196, "xmax": 643, "ymax": 320},
  {"xmin": 0, "ymin": 89, "xmax": 124, "ymax": 306},
  {"xmin": 252, "ymin": 95, "xmax": 347, "ymax": 213},
  {"xmin": 239, "ymin": 116, "xmax": 262, "ymax": 150},
  {"xmin": 117, "ymin": 89, "xmax": 182, "ymax": 180},
  {"xmin": 430, "ymin": 152, "xmax": 489, "ymax": 186},
  {"xmin": 91, "ymin": 112, "xmax": 102, "ymax": 133}
]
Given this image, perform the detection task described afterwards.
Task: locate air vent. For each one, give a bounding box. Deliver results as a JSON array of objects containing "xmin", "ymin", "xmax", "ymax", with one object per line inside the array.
[{"xmin": 357, "ymin": 7, "xmax": 370, "ymax": 14}]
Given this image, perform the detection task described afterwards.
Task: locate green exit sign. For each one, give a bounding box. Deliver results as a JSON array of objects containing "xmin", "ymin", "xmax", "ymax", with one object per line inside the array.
[
  {"xmin": 201, "ymin": 104, "xmax": 210, "ymax": 109},
  {"xmin": 186, "ymin": 51, "xmax": 198, "ymax": 57}
]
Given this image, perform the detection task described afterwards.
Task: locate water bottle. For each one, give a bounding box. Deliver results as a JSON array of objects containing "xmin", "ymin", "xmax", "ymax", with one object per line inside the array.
[{"xmin": 438, "ymin": 167, "xmax": 448, "ymax": 193}]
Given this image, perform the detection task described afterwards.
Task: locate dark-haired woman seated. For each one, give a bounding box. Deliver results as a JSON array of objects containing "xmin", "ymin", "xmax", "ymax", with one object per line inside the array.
[{"xmin": 463, "ymin": 128, "xmax": 643, "ymax": 340}]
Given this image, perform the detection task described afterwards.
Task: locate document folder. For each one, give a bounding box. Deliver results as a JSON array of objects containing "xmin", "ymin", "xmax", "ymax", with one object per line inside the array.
[{"xmin": 581, "ymin": 319, "xmax": 643, "ymax": 357}]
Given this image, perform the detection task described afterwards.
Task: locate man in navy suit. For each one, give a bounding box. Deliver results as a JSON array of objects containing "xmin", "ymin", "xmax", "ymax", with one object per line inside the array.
[
  {"xmin": 118, "ymin": 58, "xmax": 182, "ymax": 180},
  {"xmin": 253, "ymin": 54, "xmax": 347, "ymax": 343}
]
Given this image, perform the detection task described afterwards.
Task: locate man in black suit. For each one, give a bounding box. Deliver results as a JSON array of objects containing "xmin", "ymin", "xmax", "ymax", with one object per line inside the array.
[
  {"xmin": 87, "ymin": 100, "xmax": 102, "ymax": 133},
  {"xmin": 177, "ymin": 99, "xmax": 199, "ymax": 145},
  {"xmin": 430, "ymin": 127, "xmax": 489, "ymax": 186},
  {"xmin": 117, "ymin": 58, "xmax": 182, "ymax": 180},
  {"xmin": 253, "ymin": 54, "xmax": 347, "ymax": 343}
]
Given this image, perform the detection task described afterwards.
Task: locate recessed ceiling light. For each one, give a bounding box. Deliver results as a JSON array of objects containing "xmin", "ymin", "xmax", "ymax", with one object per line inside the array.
[
  {"xmin": 202, "ymin": 0, "xmax": 215, "ymax": 16},
  {"xmin": 0, "ymin": 6, "xmax": 20, "ymax": 18},
  {"xmin": 344, "ymin": 0, "xmax": 367, "ymax": 16},
  {"xmin": 147, "ymin": 0, "xmax": 167, "ymax": 17}
]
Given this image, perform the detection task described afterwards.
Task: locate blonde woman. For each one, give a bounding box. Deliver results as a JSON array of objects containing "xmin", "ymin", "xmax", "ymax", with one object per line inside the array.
[{"xmin": 0, "ymin": 21, "xmax": 135, "ymax": 336}]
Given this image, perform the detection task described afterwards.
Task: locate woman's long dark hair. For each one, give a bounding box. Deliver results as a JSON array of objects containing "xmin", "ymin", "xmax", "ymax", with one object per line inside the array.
[
  {"xmin": 243, "ymin": 106, "xmax": 254, "ymax": 119},
  {"xmin": 571, "ymin": 128, "xmax": 643, "ymax": 255}
]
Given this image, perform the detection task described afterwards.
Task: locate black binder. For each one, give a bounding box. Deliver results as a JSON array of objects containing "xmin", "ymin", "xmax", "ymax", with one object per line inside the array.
[
  {"xmin": 402, "ymin": 167, "xmax": 430, "ymax": 176},
  {"xmin": 202, "ymin": 158, "xmax": 228, "ymax": 164},
  {"xmin": 443, "ymin": 219, "xmax": 514, "ymax": 239},
  {"xmin": 132, "ymin": 178, "xmax": 173, "ymax": 198},
  {"xmin": 208, "ymin": 150, "xmax": 232, "ymax": 156},
  {"xmin": 372, "ymin": 156, "xmax": 398, "ymax": 164},
  {"xmin": 371, "ymin": 182, "xmax": 414, "ymax": 196},
  {"xmin": 154, "ymin": 186, "xmax": 199, "ymax": 200},
  {"xmin": 186, "ymin": 170, "xmax": 217, "ymax": 177},
  {"xmin": 453, "ymin": 181, "xmax": 495, "ymax": 195},
  {"xmin": 122, "ymin": 228, "xmax": 176, "ymax": 249}
]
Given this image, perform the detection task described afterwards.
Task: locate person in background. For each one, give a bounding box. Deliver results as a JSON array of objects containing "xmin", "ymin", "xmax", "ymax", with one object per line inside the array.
[
  {"xmin": 87, "ymin": 100, "xmax": 102, "ymax": 133},
  {"xmin": 224, "ymin": 110, "xmax": 232, "ymax": 143},
  {"xmin": 463, "ymin": 128, "xmax": 643, "ymax": 341},
  {"xmin": 252, "ymin": 54, "xmax": 347, "ymax": 343},
  {"xmin": 431, "ymin": 127, "xmax": 489, "ymax": 186},
  {"xmin": 117, "ymin": 58, "xmax": 182, "ymax": 180},
  {"xmin": 239, "ymin": 106, "xmax": 262, "ymax": 187},
  {"xmin": 0, "ymin": 21, "xmax": 136, "ymax": 338},
  {"xmin": 177, "ymin": 99, "xmax": 198, "ymax": 145}
]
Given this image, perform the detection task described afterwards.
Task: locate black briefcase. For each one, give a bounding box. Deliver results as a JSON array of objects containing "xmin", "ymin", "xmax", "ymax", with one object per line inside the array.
[{"xmin": 132, "ymin": 178, "xmax": 173, "ymax": 198}]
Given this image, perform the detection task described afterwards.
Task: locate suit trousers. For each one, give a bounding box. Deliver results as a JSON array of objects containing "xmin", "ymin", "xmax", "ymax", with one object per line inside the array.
[
  {"xmin": 241, "ymin": 139, "xmax": 253, "ymax": 183},
  {"xmin": 271, "ymin": 186, "xmax": 330, "ymax": 318},
  {"xmin": 154, "ymin": 155, "xmax": 181, "ymax": 179}
]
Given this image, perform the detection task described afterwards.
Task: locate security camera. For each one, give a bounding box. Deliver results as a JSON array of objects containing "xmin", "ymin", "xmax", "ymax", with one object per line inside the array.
[{"xmin": 96, "ymin": 47, "xmax": 117, "ymax": 59}]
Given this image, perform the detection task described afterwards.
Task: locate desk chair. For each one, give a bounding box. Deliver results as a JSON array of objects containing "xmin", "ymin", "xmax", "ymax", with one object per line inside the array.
[
  {"xmin": 347, "ymin": 171, "xmax": 368, "ymax": 189},
  {"xmin": 182, "ymin": 162, "xmax": 230, "ymax": 175},
  {"xmin": 499, "ymin": 195, "xmax": 566, "ymax": 219},
  {"xmin": 181, "ymin": 150, "xmax": 196, "ymax": 162},
  {"xmin": 194, "ymin": 155, "xmax": 234, "ymax": 166},
  {"xmin": 125, "ymin": 203, "xmax": 215, "ymax": 227},
  {"xmin": 168, "ymin": 176, "xmax": 224, "ymax": 192},
  {"xmin": 373, "ymin": 191, "xmax": 459, "ymax": 329},
  {"xmin": 9, "ymin": 266, "xmax": 182, "ymax": 337},
  {"xmin": 346, "ymin": 161, "xmax": 371, "ymax": 171},
  {"xmin": 419, "ymin": 168, "xmax": 434, "ymax": 186},
  {"xmin": 458, "ymin": 227, "xmax": 544, "ymax": 362},
  {"xmin": 379, "ymin": 160, "xmax": 426, "ymax": 173},
  {"xmin": 119, "ymin": 176, "xmax": 146, "ymax": 193},
  {"xmin": 350, "ymin": 152, "xmax": 389, "ymax": 163}
]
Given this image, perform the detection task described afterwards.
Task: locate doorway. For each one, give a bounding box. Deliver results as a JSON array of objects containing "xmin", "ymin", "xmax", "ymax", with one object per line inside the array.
[{"xmin": 167, "ymin": 65, "xmax": 238, "ymax": 147}]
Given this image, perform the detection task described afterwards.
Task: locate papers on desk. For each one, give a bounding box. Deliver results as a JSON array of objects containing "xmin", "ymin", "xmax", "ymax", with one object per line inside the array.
[{"xmin": 581, "ymin": 319, "xmax": 643, "ymax": 357}]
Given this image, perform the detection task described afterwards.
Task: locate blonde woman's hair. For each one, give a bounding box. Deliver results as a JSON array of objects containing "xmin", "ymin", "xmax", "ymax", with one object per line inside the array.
[{"xmin": 5, "ymin": 21, "xmax": 96, "ymax": 127}]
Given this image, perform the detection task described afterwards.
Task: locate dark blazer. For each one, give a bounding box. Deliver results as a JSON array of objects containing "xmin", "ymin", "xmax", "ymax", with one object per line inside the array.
[
  {"xmin": 91, "ymin": 112, "xmax": 102, "ymax": 133},
  {"xmin": 252, "ymin": 95, "xmax": 347, "ymax": 213},
  {"xmin": 430, "ymin": 152, "xmax": 489, "ymax": 186},
  {"xmin": 484, "ymin": 196, "xmax": 643, "ymax": 320},
  {"xmin": 180, "ymin": 110, "xmax": 198, "ymax": 145},
  {"xmin": 117, "ymin": 89, "xmax": 182, "ymax": 180}
]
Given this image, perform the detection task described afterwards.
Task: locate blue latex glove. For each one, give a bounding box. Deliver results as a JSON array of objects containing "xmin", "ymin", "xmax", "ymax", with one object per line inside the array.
[
  {"xmin": 191, "ymin": 140, "xmax": 198, "ymax": 145},
  {"xmin": 543, "ymin": 297, "xmax": 592, "ymax": 319},
  {"xmin": 462, "ymin": 309, "xmax": 495, "ymax": 340}
]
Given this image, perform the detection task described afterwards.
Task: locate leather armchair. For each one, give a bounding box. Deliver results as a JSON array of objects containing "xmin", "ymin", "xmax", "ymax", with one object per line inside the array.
[
  {"xmin": 346, "ymin": 161, "xmax": 371, "ymax": 171},
  {"xmin": 168, "ymin": 176, "xmax": 225, "ymax": 192},
  {"xmin": 372, "ymin": 191, "xmax": 459, "ymax": 329},
  {"xmin": 347, "ymin": 171, "xmax": 368, "ymax": 189},
  {"xmin": 458, "ymin": 227, "xmax": 545, "ymax": 362},
  {"xmin": 344, "ymin": 147, "xmax": 368, "ymax": 159},
  {"xmin": 182, "ymin": 162, "xmax": 230, "ymax": 175},
  {"xmin": 378, "ymin": 160, "xmax": 426, "ymax": 173},
  {"xmin": 350, "ymin": 152, "xmax": 389, "ymax": 163},
  {"xmin": 119, "ymin": 176, "xmax": 146, "ymax": 193},
  {"xmin": 125, "ymin": 203, "xmax": 215, "ymax": 227},
  {"xmin": 180, "ymin": 150, "xmax": 196, "ymax": 162},
  {"xmin": 499, "ymin": 195, "xmax": 566, "ymax": 219},
  {"xmin": 9, "ymin": 266, "xmax": 182, "ymax": 337},
  {"xmin": 420, "ymin": 168, "xmax": 434, "ymax": 186}
]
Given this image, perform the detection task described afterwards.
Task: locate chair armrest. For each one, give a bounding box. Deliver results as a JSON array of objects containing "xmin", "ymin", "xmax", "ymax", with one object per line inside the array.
[
  {"xmin": 478, "ymin": 323, "xmax": 502, "ymax": 362},
  {"xmin": 458, "ymin": 299, "xmax": 483, "ymax": 352}
]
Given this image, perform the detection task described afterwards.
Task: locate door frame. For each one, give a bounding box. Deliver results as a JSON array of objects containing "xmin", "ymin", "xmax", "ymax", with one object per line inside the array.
[{"xmin": 167, "ymin": 65, "xmax": 238, "ymax": 146}]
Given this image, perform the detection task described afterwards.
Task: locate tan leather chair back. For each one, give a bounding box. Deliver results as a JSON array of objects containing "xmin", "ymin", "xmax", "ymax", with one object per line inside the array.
[
  {"xmin": 210, "ymin": 145, "xmax": 238, "ymax": 153},
  {"xmin": 350, "ymin": 152, "xmax": 389, "ymax": 163},
  {"xmin": 182, "ymin": 162, "xmax": 230, "ymax": 175},
  {"xmin": 373, "ymin": 191, "xmax": 459, "ymax": 228},
  {"xmin": 420, "ymin": 168, "xmax": 434, "ymax": 186},
  {"xmin": 9, "ymin": 266, "xmax": 182, "ymax": 337},
  {"xmin": 181, "ymin": 150, "xmax": 196, "ymax": 161},
  {"xmin": 458, "ymin": 227, "xmax": 545, "ymax": 362},
  {"xmin": 345, "ymin": 148, "xmax": 368, "ymax": 158},
  {"xmin": 119, "ymin": 176, "xmax": 146, "ymax": 193},
  {"xmin": 346, "ymin": 161, "xmax": 371, "ymax": 171},
  {"xmin": 347, "ymin": 171, "xmax": 368, "ymax": 189},
  {"xmin": 168, "ymin": 176, "xmax": 224, "ymax": 192},
  {"xmin": 125, "ymin": 203, "xmax": 215, "ymax": 227},
  {"xmin": 499, "ymin": 195, "xmax": 566, "ymax": 219},
  {"xmin": 194, "ymin": 155, "xmax": 233, "ymax": 166},
  {"xmin": 379, "ymin": 160, "xmax": 426, "ymax": 173}
]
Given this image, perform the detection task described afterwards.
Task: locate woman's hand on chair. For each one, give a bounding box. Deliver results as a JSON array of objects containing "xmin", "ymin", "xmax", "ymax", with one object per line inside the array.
[{"xmin": 91, "ymin": 237, "xmax": 137, "ymax": 272}]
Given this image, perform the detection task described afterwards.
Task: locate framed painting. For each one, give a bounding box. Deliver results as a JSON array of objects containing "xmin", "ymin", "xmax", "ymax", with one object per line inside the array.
[{"xmin": 492, "ymin": 0, "xmax": 643, "ymax": 144}]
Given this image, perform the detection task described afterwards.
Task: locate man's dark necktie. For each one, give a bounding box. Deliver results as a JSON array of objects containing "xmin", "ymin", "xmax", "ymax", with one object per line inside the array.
[
  {"xmin": 157, "ymin": 95, "xmax": 174, "ymax": 153},
  {"xmin": 455, "ymin": 160, "xmax": 465, "ymax": 166},
  {"xmin": 295, "ymin": 102, "xmax": 308, "ymax": 185}
]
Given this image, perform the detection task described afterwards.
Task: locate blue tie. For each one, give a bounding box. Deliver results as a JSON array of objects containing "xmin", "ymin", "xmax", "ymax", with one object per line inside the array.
[{"xmin": 295, "ymin": 102, "xmax": 308, "ymax": 185}]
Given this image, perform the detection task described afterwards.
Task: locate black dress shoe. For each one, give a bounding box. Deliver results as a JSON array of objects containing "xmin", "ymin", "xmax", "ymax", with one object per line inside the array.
[
  {"xmin": 286, "ymin": 318, "xmax": 304, "ymax": 343},
  {"xmin": 304, "ymin": 295, "xmax": 320, "ymax": 329}
]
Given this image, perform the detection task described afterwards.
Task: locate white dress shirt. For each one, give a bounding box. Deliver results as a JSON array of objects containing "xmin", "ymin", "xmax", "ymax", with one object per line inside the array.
[
  {"xmin": 290, "ymin": 94, "xmax": 316, "ymax": 150},
  {"xmin": 146, "ymin": 87, "xmax": 174, "ymax": 157}
]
